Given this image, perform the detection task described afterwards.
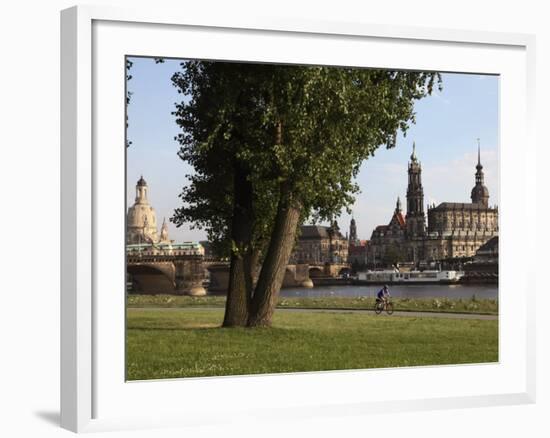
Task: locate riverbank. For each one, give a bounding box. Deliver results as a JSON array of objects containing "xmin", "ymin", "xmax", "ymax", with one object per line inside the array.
[
  {"xmin": 127, "ymin": 294, "xmax": 498, "ymax": 315},
  {"xmin": 126, "ymin": 308, "xmax": 498, "ymax": 380}
]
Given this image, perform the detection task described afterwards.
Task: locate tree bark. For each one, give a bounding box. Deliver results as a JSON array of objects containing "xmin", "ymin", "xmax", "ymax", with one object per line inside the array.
[
  {"xmin": 247, "ymin": 189, "xmax": 302, "ymax": 327},
  {"xmin": 222, "ymin": 164, "xmax": 254, "ymax": 327}
]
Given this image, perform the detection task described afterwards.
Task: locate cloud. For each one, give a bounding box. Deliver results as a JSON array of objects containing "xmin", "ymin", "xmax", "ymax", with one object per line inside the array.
[
  {"xmin": 345, "ymin": 148, "xmax": 500, "ymax": 240},
  {"xmin": 423, "ymin": 149, "xmax": 499, "ymax": 207}
]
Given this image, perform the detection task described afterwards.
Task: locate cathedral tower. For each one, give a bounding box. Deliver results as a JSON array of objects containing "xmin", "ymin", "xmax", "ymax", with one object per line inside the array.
[
  {"xmin": 471, "ymin": 140, "xmax": 490, "ymax": 207},
  {"xmin": 349, "ymin": 217, "xmax": 357, "ymax": 244},
  {"xmin": 406, "ymin": 142, "xmax": 426, "ymax": 236}
]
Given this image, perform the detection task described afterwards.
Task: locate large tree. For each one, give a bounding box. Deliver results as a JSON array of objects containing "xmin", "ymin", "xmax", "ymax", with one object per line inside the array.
[
  {"xmin": 172, "ymin": 61, "xmax": 440, "ymax": 327},
  {"xmin": 171, "ymin": 63, "xmax": 279, "ymax": 327}
]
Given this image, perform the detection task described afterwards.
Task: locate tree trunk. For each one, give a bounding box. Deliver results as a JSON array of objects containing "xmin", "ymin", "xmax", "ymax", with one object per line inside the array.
[
  {"xmin": 248, "ymin": 190, "xmax": 301, "ymax": 327},
  {"xmin": 223, "ymin": 255, "xmax": 249, "ymax": 327},
  {"xmin": 222, "ymin": 164, "xmax": 254, "ymax": 327}
]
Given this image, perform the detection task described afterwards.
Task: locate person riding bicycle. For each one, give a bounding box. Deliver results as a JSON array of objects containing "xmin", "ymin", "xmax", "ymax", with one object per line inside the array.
[{"xmin": 376, "ymin": 285, "xmax": 390, "ymax": 306}]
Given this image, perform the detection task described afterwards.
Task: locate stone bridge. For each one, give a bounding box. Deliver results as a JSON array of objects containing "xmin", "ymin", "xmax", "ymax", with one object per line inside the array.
[
  {"xmin": 206, "ymin": 262, "xmax": 351, "ymax": 292},
  {"xmin": 127, "ymin": 253, "xmax": 350, "ymax": 295},
  {"xmin": 306, "ymin": 263, "xmax": 351, "ymax": 279},
  {"xmin": 127, "ymin": 253, "xmax": 206, "ymax": 296}
]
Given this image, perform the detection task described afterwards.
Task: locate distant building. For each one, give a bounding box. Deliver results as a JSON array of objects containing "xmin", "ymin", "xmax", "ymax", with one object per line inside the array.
[
  {"xmin": 348, "ymin": 239, "xmax": 369, "ymax": 268},
  {"xmin": 127, "ymin": 176, "xmax": 159, "ymax": 244},
  {"xmin": 199, "ymin": 240, "xmax": 215, "ymax": 259},
  {"xmin": 344, "ymin": 216, "xmax": 368, "ymax": 267},
  {"xmin": 126, "ymin": 176, "xmax": 203, "ymax": 256},
  {"xmin": 473, "ymin": 236, "xmax": 499, "ymax": 264},
  {"xmin": 290, "ymin": 221, "xmax": 349, "ymax": 265},
  {"xmin": 369, "ymin": 197, "xmax": 407, "ymax": 265},
  {"xmin": 367, "ymin": 142, "xmax": 499, "ymax": 266},
  {"xmin": 126, "ymin": 242, "xmax": 204, "ymax": 257},
  {"xmin": 349, "ymin": 217, "xmax": 358, "ymax": 244},
  {"xmin": 462, "ymin": 236, "xmax": 499, "ymax": 282}
]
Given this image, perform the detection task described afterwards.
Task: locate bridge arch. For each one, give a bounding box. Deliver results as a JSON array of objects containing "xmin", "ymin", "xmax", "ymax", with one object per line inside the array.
[
  {"xmin": 308, "ymin": 267, "xmax": 324, "ymax": 278},
  {"xmin": 127, "ymin": 263, "xmax": 175, "ymax": 294},
  {"xmin": 282, "ymin": 267, "xmax": 296, "ymax": 287}
]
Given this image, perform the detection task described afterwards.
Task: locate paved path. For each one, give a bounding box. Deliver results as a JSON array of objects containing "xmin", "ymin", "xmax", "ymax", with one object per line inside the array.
[{"xmin": 128, "ymin": 307, "xmax": 498, "ymax": 320}]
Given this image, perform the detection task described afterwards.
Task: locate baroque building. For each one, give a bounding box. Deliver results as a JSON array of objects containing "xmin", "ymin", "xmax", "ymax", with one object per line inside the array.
[
  {"xmin": 369, "ymin": 197, "xmax": 407, "ymax": 264},
  {"xmin": 406, "ymin": 143, "xmax": 426, "ymax": 237},
  {"xmin": 368, "ymin": 143, "xmax": 498, "ymax": 265},
  {"xmin": 290, "ymin": 221, "xmax": 349, "ymax": 265},
  {"xmin": 349, "ymin": 217, "xmax": 358, "ymax": 244},
  {"xmin": 127, "ymin": 176, "xmax": 172, "ymax": 245},
  {"xmin": 127, "ymin": 176, "xmax": 159, "ymax": 244},
  {"xmin": 126, "ymin": 176, "xmax": 205, "ymax": 257},
  {"xmin": 347, "ymin": 216, "xmax": 369, "ymax": 267}
]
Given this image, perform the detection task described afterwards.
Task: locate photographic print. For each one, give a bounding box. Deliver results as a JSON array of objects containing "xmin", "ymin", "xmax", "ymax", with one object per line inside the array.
[{"xmin": 125, "ymin": 57, "xmax": 498, "ymax": 381}]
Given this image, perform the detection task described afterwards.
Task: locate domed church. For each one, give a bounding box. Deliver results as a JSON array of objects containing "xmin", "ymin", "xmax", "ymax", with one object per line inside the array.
[{"xmin": 126, "ymin": 176, "xmax": 160, "ymax": 244}]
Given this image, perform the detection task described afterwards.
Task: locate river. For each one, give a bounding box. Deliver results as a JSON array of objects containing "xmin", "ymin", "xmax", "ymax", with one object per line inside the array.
[{"xmin": 280, "ymin": 284, "xmax": 498, "ymax": 300}]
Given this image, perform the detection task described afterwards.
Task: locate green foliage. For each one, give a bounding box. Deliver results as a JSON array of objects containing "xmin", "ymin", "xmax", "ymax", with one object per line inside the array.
[
  {"xmin": 126, "ymin": 308, "xmax": 498, "ymax": 380},
  {"xmin": 170, "ymin": 61, "xmax": 441, "ymax": 256},
  {"xmin": 125, "ymin": 58, "xmax": 133, "ymax": 148},
  {"xmin": 382, "ymin": 244, "xmax": 406, "ymax": 267},
  {"xmin": 171, "ymin": 62, "xmax": 279, "ymax": 257}
]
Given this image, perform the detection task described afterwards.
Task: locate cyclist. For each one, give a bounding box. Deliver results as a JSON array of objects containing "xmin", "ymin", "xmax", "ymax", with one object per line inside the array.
[{"xmin": 376, "ymin": 285, "xmax": 390, "ymax": 307}]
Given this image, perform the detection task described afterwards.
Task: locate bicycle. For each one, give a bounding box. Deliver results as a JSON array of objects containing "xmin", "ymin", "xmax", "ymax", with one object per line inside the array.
[{"xmin": 374, "ymin": 299, "xmax": 394, "ymax": 315}]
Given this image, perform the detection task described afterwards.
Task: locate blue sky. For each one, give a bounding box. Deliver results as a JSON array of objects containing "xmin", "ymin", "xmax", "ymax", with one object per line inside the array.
[{"xmin": 126, "ymin": 57, "xmax": 499, "ymax": 243}]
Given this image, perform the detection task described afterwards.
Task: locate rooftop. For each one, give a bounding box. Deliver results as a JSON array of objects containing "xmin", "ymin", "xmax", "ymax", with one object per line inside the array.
[{"xmin": 430, "ymin": 202, "xmax": 497, "ymax": 211}]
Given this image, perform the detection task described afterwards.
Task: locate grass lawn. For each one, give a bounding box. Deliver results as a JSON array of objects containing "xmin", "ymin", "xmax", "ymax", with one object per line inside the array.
[
  {"xmin": 126, "ymin": 308, "xmax": 498, "ymax": 380},
  {"xmin": 127, "ymin": 294, "xmax": 498, "ymax": 314}
]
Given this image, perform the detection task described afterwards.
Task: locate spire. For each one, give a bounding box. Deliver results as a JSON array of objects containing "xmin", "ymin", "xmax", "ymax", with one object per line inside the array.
[
  {"xmin": 471, "ymin": 139, "xmax": 489, "ymax": 206},
  {"xmin": 476, "ymin": 138, "xmax": 482, "ymax": 170},
  {"xmin": 475, "ymin": 139, "xmax": 484, "ymax": 180},
  {"xmin": 396, "ymin": 196, "xmax": 402, "ymax": 213},
  {"xmin": 410, "ymin": 141, "xmax": 417, "ymax": 162},
  {"xmin": 160, "ymin": 217, "xmax": 169, "ymax": 242}
]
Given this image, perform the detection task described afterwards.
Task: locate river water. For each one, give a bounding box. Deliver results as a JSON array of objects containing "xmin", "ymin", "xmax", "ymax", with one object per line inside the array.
[{"xmin": 280, "ymin": 284, "xmax": 498, "ymax": 300}]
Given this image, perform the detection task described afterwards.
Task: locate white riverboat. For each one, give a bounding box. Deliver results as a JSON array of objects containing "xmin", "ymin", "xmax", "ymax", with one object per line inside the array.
[{"xmin": 356, "ymin": 269, "xmax": 464, "ymax": 284}]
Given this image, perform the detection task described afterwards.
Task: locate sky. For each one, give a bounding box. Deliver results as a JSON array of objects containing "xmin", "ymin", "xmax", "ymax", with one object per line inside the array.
[{"xmin": 126, "ymin": 57, "xmax": 499, "ymax": 243}]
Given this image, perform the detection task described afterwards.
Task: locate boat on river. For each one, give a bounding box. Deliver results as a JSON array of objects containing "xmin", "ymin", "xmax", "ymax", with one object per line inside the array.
[{"xmin": 355, "ymin": 269, "xmax": 464, "ymax": 285}]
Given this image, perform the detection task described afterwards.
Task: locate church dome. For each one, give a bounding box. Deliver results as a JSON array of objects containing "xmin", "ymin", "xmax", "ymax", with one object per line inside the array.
[
  {"xmin": 471, "ymin": 184, "xmax": 489, "ymax": 204},
  {"xmin": 471, "ymin": 184, "xmax": 489, "ymax": 199},
  {"xmin": 127, "ymin": 177, "xmax": 158, "ymax": 244}
]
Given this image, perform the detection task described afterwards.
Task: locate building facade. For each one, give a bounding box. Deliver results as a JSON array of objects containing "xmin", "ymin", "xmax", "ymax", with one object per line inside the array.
[
  {"xmin": 126, "ymin": 176, "xmax": 203, "ymax": 256},
  {"xmin": 127, "ymin": 176, "xmax": 159, "ymax": 244},
  {"xmin": 368, "ymin": 143, "xmax": 499, "ymax": 266},
  {"xmin": 290, "ymin": 221, "xmax": 349, "ymax": 265}
]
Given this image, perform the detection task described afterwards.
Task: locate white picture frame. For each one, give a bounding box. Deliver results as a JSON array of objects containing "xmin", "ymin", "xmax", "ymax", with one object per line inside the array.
[{"xmin": 60, "ymin": 5, "xmax": 536, "ymax": 433}]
